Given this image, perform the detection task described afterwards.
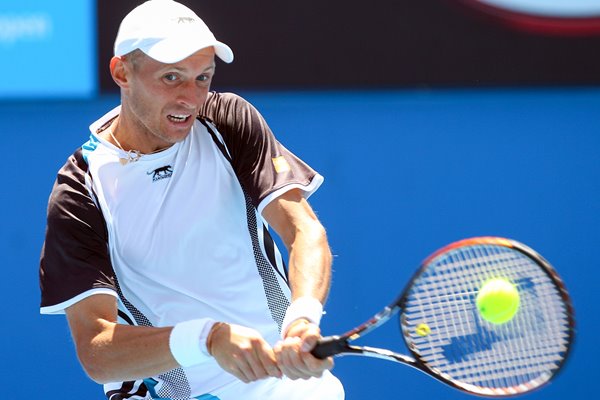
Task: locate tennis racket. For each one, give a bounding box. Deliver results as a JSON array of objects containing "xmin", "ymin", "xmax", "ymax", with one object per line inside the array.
[{"xmin": 312, "ymin": 237, "xmax": 574, "ymax": 397}]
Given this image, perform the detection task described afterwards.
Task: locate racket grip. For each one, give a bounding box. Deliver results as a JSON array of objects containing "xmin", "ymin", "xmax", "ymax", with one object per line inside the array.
[{"xmin": 311, "ymin": 335, "xmax": 345, "ymax": 359}]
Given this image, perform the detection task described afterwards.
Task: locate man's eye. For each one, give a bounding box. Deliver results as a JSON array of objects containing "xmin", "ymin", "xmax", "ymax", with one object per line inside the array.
[
  {"xmin": 197, "ymin": 75, "xmax": 209, "ymax": 82},
  {"xmin": 164, "ymin": 73, "xmax": 178, "ymax": 81}
]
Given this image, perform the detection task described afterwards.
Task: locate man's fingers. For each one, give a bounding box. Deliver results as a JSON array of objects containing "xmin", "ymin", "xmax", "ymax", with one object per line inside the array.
[
  {"xmin": 275, "ymin": 321, "xmax": 335, "ymax": 380},
  {"xmin": 255, "ymin": 342, "xmax": 282, "ymax": 378},
  {"xmin": 216, "ymin": 356, "xmax": 250, "ymax": 383},
  {"xmin": 233, "ymin": 339, "xmax": 280, "ymax": 381},
  {"xmin": 300, "ymin": 332, "xmax": 318, "ymax": 352},
  {"xmin": 286, "ymin": 319, "xmax": 320, "ymax": 352},
  {"xmin": 233, "ymin": 357, "xmax": 255, "ymax": 383},
  {"xmin": 209, "ymin": 323, "xmax": 281, "ymax": 383},
  {"xmin": 303, "ymin": 352, "xmax": 334, "ymax": 373},
  {"xmin": 243, "ymin": 341, "xmax": 280, "ymax": 380},
  {"xmin": 275, "ymin": 336, "xmax": 322, "ymax": 380}
]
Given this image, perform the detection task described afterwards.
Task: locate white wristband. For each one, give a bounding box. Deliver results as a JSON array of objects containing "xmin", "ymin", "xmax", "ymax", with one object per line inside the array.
[
  {"xmin": 169, "ymin": 318, "xmax": 216, "ymax": 367},
  {"xmin": 281, "ymin": 297, "xmax": 323, "ymax": 338}
]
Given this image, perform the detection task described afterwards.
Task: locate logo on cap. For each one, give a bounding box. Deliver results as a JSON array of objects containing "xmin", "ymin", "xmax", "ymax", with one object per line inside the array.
[{"xmin": 176, "ymin": 17, "xmax": 195, "ymax": 24}]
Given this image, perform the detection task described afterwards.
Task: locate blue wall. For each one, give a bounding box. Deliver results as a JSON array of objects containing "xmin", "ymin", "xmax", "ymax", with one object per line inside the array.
[{"xmin": 2, "ymin": 88, "xmax": 596, "ymax": 399}]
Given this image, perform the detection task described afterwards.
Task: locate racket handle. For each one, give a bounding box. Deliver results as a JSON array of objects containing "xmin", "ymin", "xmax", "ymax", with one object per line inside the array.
[{"xmin": 311, "ymin": 335, "xmax": 346, "ymax": 359}]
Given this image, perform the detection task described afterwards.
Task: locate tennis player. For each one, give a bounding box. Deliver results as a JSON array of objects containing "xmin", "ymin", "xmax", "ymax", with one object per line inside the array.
[{"xmin": 39, "ymin": 0, "xmax": 344, "ymax": 399}]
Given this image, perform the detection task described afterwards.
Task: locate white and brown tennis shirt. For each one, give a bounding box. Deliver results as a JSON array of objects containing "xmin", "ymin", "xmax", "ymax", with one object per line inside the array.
[{"xmin": 38, "ymin": 92, "xmax": 339, "ymax": 399}]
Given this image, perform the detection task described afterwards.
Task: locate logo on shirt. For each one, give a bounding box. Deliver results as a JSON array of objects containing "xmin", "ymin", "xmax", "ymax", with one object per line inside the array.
[
  {"xmin": 272, "ymin": 156, "xmax": 291, "ymax": 173},
  {"xmin": 147, "ymin": 165, "xmax": 173, "ymax": 182}
]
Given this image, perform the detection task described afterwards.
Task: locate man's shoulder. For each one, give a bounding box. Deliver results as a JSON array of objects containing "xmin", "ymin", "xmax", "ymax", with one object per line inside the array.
[
  {"xmin": 205, "ymin": 90, "xmax": 245, "ymax": 106},
  {"xmin": 201, "ymin": 91, "xmax": 252, "ymax": 122},
  {"xmin": 47, "ymin": 146, "xmax": 99, "ymax": 221},
  {"xmin": 56, "ymin": 147, "xmax": 88, "ymax": 180}
]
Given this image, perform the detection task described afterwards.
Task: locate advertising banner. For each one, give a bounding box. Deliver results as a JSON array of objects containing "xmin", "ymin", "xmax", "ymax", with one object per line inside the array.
[{"xmin": 0, "ymin": 0, "xmax": 96, "ymax": 98}]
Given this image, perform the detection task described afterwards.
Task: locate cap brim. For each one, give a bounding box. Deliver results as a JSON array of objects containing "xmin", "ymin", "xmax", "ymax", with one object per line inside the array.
[
  {"xmin": 214, "ymin": 42, "xmax": 234, "ymax": 64},
  {"xmin": 142, "ymin": 39, "xmax": 234, "ymax": 64}
]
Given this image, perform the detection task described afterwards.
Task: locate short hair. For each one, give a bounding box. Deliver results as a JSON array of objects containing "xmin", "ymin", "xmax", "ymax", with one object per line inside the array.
[{"xmin": 122, "ymin": 49, "xmax": 145, "ymax": 71}]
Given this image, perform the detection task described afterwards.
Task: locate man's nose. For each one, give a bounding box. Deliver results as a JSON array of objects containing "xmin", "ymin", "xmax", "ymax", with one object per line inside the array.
[{"xmin": 176, "ymin": 80, "xmax": 201, "ymax": 109}]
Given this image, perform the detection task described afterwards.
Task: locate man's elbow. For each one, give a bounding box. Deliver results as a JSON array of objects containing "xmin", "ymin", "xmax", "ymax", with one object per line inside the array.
[{"xmin": 76, "ymin": 346, "xmax": 114, "ymax": 384}]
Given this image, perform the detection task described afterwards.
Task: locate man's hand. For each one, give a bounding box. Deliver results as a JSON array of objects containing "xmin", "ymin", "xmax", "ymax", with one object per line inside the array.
[
  {"xmin": 207, "ymin": 322, "xmax": 282, "ymax": 383},
  {"xmin": 274, "ymin": 319, "xmax": 334, "ymax": 380}
]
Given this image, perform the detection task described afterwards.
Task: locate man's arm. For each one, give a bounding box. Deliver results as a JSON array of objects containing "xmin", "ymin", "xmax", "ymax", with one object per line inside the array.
[
  {"xmin": 66, "ymin": 294, "xmax": 282, "ymax": 384},
  {"xmin": 262, "ymin": 188, "xmax": 335, "ymax": 379},
  {"xmin": 65, "ymin": 294, "xmax": 177, "ymax": 383},
  {"xmin": 263, "ymin": 188, "xmax": 332, "ymax": 302}
]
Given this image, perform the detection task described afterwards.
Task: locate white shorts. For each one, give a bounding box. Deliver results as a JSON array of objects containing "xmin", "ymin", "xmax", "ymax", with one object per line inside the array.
[{"xmin": 198, "ymin": 370, "xmax": 344, "ymax": 400}]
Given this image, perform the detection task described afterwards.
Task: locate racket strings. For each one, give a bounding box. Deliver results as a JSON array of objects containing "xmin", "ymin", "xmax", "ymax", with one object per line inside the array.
[{"xmin": 402, "ymin": 243, "xmax": 571, "ymax": 395}]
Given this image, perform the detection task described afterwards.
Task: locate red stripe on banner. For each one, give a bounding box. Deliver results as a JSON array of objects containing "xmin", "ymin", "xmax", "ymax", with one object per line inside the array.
[{"xmin": 453, "ymin": 0, "xmax": 600, "ymax": 36}]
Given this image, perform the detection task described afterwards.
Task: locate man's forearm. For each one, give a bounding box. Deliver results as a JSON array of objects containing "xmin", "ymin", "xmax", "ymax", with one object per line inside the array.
[
  {"xmin": 72, "ymin": 319, "xmax": 177, "ymax": 384},
  {"xmin": 287, "ymin": 221, "xmax": 332, "ymax": 303}
]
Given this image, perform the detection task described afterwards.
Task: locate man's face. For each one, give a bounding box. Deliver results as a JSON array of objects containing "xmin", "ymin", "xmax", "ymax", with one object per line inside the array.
[{"xmin": 122, "ymin": 47, "xmax": 216, "ymax": 148}]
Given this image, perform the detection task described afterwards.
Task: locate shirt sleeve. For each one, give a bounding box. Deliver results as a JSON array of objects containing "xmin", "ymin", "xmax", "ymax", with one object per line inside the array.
[
  {"xmin": 39, "ymin": 149, "xmax": 117, "ymax": 315},
  {"xmin": 200, "ymin": 92, "xmax": 324, "ymax": 213}
]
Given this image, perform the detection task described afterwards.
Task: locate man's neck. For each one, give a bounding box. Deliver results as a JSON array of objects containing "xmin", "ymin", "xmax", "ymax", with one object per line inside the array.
[{"xmin": 105, "ymin": 108, "xmax": 172, "ymax": 155}]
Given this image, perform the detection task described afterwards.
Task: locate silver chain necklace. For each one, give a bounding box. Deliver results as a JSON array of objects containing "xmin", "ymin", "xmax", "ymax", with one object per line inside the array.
[{"xmin": 108, "ymin": 125, "xmax": 162, "ymax": 165}]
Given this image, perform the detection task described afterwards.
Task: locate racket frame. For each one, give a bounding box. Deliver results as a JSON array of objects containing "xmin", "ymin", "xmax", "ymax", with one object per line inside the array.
[{"xmin": 313, "ymin": 237, "xmax": 575, "ymax": 397}]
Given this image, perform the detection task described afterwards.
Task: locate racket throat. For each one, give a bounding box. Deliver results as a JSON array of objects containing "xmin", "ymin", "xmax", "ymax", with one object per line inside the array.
[{"xmin": 348, "ymin": 345, "xmax": 416, "ymax": 365}]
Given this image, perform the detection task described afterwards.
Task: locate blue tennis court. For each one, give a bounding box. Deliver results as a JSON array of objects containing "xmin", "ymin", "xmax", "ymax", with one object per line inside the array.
[{"xmin": 1, "ymin": 87, "xmax": 597, "ymax": 399}]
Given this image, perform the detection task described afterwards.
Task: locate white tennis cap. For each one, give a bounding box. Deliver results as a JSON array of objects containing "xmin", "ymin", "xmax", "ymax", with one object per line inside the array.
[{"xmin": 114, "ymin": 0, "xmax": 234, "ymax": 64}]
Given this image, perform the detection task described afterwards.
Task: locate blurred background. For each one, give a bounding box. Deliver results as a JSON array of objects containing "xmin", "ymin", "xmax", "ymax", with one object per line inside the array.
[{"xmin": 1, "ymin": 0, "xmax": 598, "ymax": 398}]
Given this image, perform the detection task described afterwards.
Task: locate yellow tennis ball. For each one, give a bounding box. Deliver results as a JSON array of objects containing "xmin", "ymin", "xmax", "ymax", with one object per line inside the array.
[
  {"xmin": 476, "ymin": 278, "xmax": 520, "ymax": 324},
  {"xmin": 415, "ymin": 323, "xmax": 431, "ymax": 337}
]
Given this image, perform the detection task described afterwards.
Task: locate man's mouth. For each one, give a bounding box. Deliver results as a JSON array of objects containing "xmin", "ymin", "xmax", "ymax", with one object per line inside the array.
[{"xmin": 167, "ymin": 114, "xmax": 191, "ymax": 123}]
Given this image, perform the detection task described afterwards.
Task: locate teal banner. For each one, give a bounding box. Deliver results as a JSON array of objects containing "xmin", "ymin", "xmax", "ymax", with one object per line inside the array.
[{"xmin": 0, "ymin": 0, "xmax": 96, "ymax": 98}]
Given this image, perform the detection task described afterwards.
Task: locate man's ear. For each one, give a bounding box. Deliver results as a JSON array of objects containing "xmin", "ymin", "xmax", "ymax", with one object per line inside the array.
[{"xmin": 110, "ymin": 56, "xmax": 130, "ymax": 89}]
